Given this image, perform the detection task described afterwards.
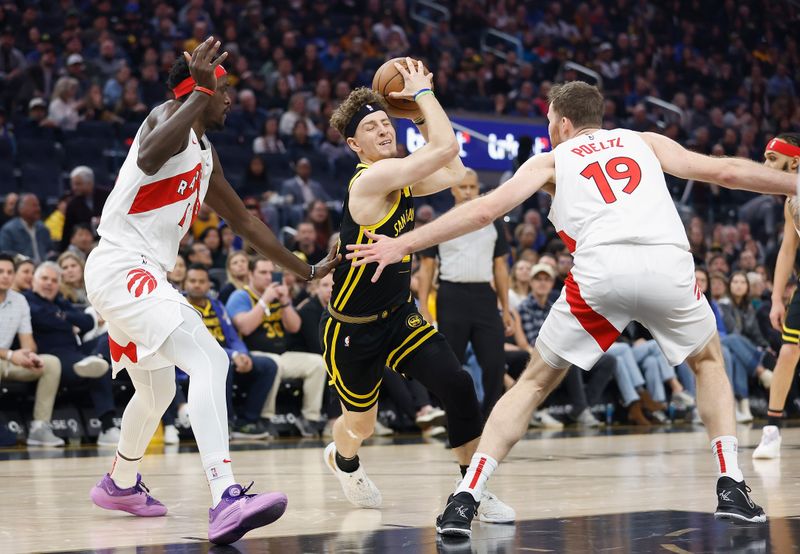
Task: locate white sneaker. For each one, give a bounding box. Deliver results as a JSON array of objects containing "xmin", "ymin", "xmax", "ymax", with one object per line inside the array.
[
  {"xmin": 97, "ymin": 426, "xmax": 121, "ymax": 446},
  {"xmin": 323, "ymin": 442, "xmax": 382, "ymax": 508},
  {"xmin": 671, "ymin": 390, "xmax": 695, "ymax": 410},
  {"xmin": 736, "ymin": 398, "xmax": 754, "ymax": 423},
  {"xmin": 422, "ymin": 425, "xmax": 447, "ymax": 438},
  {"xmin": 373, "ymin": 420, "xmax": 394, "ymax": 436},
  {"xmin": 416, "ymin": 407, "xmax": 447, "ymax": 427},
  {"xmin": 530, "ymin": 410, "xmax": 564, "ymax": 429},
  {"xmin": 478, "ymin": 489, "xmax": 516, "ymax": 523},
  {"xmin": 26, "ymin": 421, "xmax": 65, "ymax": 447},
  {"xmin": 759, "ymin": 369, "xmax": 774, "ymax": 390},
  {"xmin": 74, "ymin": 356, "xmax": 109, "ymax": 378},
  {"xmin": 177, "ymin": 403, "xmax": 190, "ymax": 428},
  {"xmin": 576, "ymin": 408, "xmax": 602, "ymax": 427},
  {"xmin": 163, "ymin": 424, "xmax": 180, "ymax": 445},
  {"xmin": 753, "ymin": 425, "xmax": 781, "ymax": 459}
]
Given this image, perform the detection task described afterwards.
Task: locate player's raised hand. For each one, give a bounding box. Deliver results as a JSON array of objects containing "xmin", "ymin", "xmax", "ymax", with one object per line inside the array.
[
  {"xmin": 345, "ymin": 230, "xmax": 408, "ymax": 283},
  {"xmin": 183, "ymin": 36, "xmax": 228, "ymax": 91},
  {"xmin": 311, "ymin": 243, "xmax": 341, "ymax": 280},
  {"xmin": 388, "ymin": 58, "xmax": 433, "ymax": 100}
]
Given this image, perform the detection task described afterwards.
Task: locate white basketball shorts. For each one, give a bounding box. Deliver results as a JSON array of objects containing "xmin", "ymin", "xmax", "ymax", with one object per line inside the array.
[
  {"xmin": 536, "ymin": 244, "xmax": 716, "ymax": 370},
  {"xmin": 85, "ymin": 241, "xmax": 190, "ymax": 375}
]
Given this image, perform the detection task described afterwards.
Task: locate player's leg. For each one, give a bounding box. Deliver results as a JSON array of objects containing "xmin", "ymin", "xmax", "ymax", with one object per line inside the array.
[
  {"xmin": 162, "ymin": 304, "xmax": 288, "ymax": 543},
  {"xmin": 90, "ymin": 364, "xmax": 174, "ymax": 517},
  {"xmin": 754, "ymin": 306, "xmax": 800, "ymax": 459}
]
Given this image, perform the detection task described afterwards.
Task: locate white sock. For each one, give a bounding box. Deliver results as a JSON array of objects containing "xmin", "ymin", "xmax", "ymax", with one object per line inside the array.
[
  {"xmin": 456, "ymin": 453, "xmax": 498, "ymax": 502},
  {"xmin": 203, "ymin": 452, "xmax": 236, "ymax": 507},
  {"xmin": 711, "ymin": 435, "xmax": 744, "ymax": 482},
  {"xmin": 110, "ymin": 451, "xmax": 141, "ymax": 489}
]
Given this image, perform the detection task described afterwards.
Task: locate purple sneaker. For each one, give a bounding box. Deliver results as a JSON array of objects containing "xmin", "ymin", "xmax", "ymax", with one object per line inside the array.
[
  {"xmin": 89, "ymin": 473, "xmax": 167, "ymax": 517},
  {"xmin": 208, "ymin": 482, "xmax": 288, "ymax": 545}
]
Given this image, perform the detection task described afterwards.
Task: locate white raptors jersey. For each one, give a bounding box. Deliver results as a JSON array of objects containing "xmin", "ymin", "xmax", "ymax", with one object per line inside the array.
[
  {"xmin": 549, "ymin": 128, "xmax": 689, "ymax": 256},
  {"xmin": 97, "ymin": 126, "xmax": 213, "ymax": 272}
]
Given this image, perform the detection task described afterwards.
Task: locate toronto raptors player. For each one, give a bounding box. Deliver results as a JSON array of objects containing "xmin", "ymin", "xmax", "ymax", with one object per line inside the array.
[
  {"xmin": 348, "ymin": 82, "xmax": 800, "ymax": 534},
  {"xmin": 84, "ymin": 38, "xmax": 336, "ymax": 545}
]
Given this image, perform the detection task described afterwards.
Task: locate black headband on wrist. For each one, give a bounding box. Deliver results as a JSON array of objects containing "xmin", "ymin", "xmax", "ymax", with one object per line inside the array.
[{"xmin": 344, "ymin": 103, "xmax": 381, "ymax": 138}]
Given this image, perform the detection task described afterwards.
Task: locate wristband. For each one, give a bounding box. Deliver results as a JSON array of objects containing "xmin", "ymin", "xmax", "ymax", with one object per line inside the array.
[
  {"xmin": 414, "ymin": 88, "xmax": 434, "ymax": 101},
  {"xmin": 308, "ymin": 265, "xmax": 316, "ymax": 281},
  {"xmin": 4, "ymin": 350, "xmax": 12, "ymax": 361},
  {"xmin": 194, "ymin": 86, "xmax": 215, "ymax": 97},
  {"xmin": 413, "ymin": 116, "xmax": 426, "ymax": 125},
  {"xmin": 257, "ymin": 299, "xmax": 271, "ymax": 316}
]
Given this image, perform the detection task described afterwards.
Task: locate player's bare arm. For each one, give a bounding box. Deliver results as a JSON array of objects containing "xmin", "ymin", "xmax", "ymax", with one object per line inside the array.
[
  {"xmin": 353, "ymin": 59, "xmax": 463, "ymax": 200},
  {"xmin": 204, "ymin": 145, "xmax": 339, "ymax": 280},
  {"xmin": 137, "ymin": 38, "xmax": 227, "ymax": 175},
  {"xmin": 407, "ymin": 119, "xmax": 466, "ymax": 197},
  {"xmin": 770, "ymin": 200, "xmax": 799, "ymax": 330},
  {"xmin": 347, "ymin": 152, "xmax": 555, "ymax": 281},
  {"xmin": 642, "ymin": 131, "xmax": 798, "ymax": 196}
]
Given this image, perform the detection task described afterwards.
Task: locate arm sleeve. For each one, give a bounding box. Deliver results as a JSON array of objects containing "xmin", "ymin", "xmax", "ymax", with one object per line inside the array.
[
  {"xmin": 225, "ymin": 290, "xmax": 252, "ymax": 319},
  {"xmin": 493, "ymin": 219, "xmax": 510, "ymax": 258}
]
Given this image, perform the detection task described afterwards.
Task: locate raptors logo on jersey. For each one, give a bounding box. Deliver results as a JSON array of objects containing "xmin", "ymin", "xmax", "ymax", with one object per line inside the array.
[{"xmin": 126, "ymin": 268, "xmax": 158, "ymax": 298}]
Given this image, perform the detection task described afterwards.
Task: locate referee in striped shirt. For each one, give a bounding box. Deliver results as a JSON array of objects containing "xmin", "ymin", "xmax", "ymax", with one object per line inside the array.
[{"xmin": 418, "ymin": 169, "xmax": 512, "ymax": 418}]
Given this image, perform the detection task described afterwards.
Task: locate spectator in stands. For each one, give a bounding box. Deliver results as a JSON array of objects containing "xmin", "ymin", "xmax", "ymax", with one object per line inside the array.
[
  {"xmin": 190, "ymin": 203, "xmax": 219, "ymax": 240},
  {"xmin": 280, "ymin": 158, "xmax": 329, "ymax": 206},
  {"xmin": 167, "ymin": 253, "xmax": 187, "ymax": 290},
  {"xmin": 508, "ymin": 260, "xmax": 532, "ymax": 311},
  {"xmin": 0, "ymin": 193, "xmax": 18, "ymax": 228},
  {"xmin": 48, "ymin": 76, "xmax": 82, "ymax": 131},
  {"xmin": 65, "ymin": 224, "xmax": 95, "ymax": 260},
  {"xmin": 512, "ymin": 223, "xmax": 538, "ymax": 261},
  {"xmin": 92, "ymin": 39, "xmax": 126, "ymax": 81},
  {"xmin": 186, "ymin": 242, "xmax": 213, "ymax": 270},
  {"xmin": 63, "ymin": 54, "xmax": 90, "ymax": 97},
  {"xmin": 0, "ymin": 253, "xmax": 63, "ymax": 446},
  {"xmin": 279, "ymin": 93, "xmax": 320, "ymax": 139},
  {"xmin": 20, "ymin": 43, "xmax": 57, "ymax": 101},
  {"xmin": 286, "ymin": 120, "xmax": 317, "ymax": 162},
  {"xmin": 319, "ymin": 126, "xmax": 351, "ymax": 166},
  {"xmin": 219, "ymin": 251, "xmax": 249, "ymax": 304},
  {"xmin": 103, "ymin": 64, "xmax": 130, "ymax": 109},
  {"xmin": 24, "ymin": 262, "xmax": 120, "ymax": 445},
  {"xmin": 719, "ymin": 271, "xmax": 774, "ymax": 422},
  {"xmin": 242, "ymin": 155, "xmax": 270, "ymax": 196},
  {"xmin": 229, "ymin": 89, "xmax": 267, "ymax": 139},
  {"xmin": 307, "ymin": 199, "xmax": 334, "ymax": 250},
  {"xmin": 184, "ymin": 264, "xmax": 277, "ymax": 439},
  {"xmin": 252, "ymin": 117, "xmax": 285, "ymax": 154},
  {"xmin": 199, "ymin": 227, "xmax": 226, "ymax": 269},
  {"xmin": 0, "ymin": 193, "xmax": 51, "ymax": 262},
  {"xmin": 61, "ymin": 166, "xmax": 108, "ymax": 251},
  {"xmin": 292, "ymin": 222, "xmax": 326, "ymax": 265},
  {"xmin": 12, "ymin": 256, "xmax": 34, "ymax": 292},
  {"xmin": 57, "ymin": 251, "xmax": 87, "ymax": 307},
  {"xmin": 114, "ymin": 81, "xmax": 148, "ymax": 123},
  {"xmin": 226, "ymin": 257, "xmax": 326, "ymax": 437},
  {"xmin": 43, "ymin": 194, "xmax": 70, "ymax": 244},
  {"xmin": 82, "ymin": 83, "xmax": 121, "ymax": 123}
]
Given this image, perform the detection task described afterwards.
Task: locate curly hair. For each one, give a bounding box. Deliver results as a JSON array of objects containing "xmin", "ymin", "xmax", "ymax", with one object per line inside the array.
[{"xmin": 329, "ymin": 87, "xmax": 388, "ymax": 136}]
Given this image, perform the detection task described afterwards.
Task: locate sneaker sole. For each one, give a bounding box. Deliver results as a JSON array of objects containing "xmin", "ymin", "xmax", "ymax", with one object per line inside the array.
[
  {"xmin": 714, "ymin": 511, "xmax": 767, "ymax": 524},
  {"xmin": 26, "ymin": 439, "xmax": 65, "ymax": 447},
  {"xmin": 230, "ymin": 433, "xmax": 272, "ymax": 440},
  {"xmin": 210, "ymin": 494, "xmax": 288, "ymax": 545},
  {"xmin": 436, "ymin": 525, "xmax": 472, "ymax": 537},
  {"xmin": 477, "ymin": 513, "xmax": 515, "ymax": 524},
  {"xmin": 89, "ymin": 488, "xmax": 168, "ymax": 517}
]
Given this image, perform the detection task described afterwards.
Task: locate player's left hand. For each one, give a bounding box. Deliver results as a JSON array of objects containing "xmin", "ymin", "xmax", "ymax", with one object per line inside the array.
[
  {"xmin": 311, "ymin": 243, "xmax": 341, "ymax": 280},
  {"xmin": 502, "ymin": 309, "xmax": 514, "ymax": 337},
  {"xmin": 345, "ymin": 230, "xmax": 409, "ymax": 283}
]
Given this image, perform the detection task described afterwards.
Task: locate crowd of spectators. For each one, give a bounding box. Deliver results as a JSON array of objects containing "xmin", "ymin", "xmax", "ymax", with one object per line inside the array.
[{"xmin": 0, "ymin": 0, "xmax": 799, "ymax": 447}]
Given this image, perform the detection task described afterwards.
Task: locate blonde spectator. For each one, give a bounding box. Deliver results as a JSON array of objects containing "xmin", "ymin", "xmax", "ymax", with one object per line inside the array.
[
  {"xmin": 57, "ymin": 251, "xmax": 87, "ymax": 306},
  {"xmin": 49, "ymin": 76, "xmax": 82, "ymax": 130},
  {"xmin": 508, "ymin": 260, "xmax": 532, "ymax": 310},
  {"xmin": 219, "ymin": 251, "xmax": 250, "ymax": 304}
]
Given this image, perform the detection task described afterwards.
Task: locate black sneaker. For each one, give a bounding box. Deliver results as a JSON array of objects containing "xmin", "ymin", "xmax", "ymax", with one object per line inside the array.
[
  {"xmin": 714, "ymin": 477, "xmax": 766, "ymax": 523},
  {"xmin": 231, "ymin": 420, "xmax": 272, "ymax": 440},
  {"xmin": 435, "ymin": 492, "xmax": 479, "ymax": 537}
]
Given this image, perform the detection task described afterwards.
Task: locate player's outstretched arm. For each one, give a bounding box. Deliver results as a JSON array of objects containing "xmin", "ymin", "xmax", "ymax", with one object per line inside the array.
[
  {"xmin": 347, "ymin": 153, "xmax": 554, "ymax": 282},
  {"xmin": 138, "ymin": 38, "xmax": 227, "ymax": 175},
  {"xmin": 357, "ymin": 59, "xmax": 463, "ymax": 197},
  {"xmin": 205, "ymin": 146, "xmax": 339, "ymax": 280},
  {"xmin": 643, "ymin": 131, "xmax": 798, "ymax": 196}
]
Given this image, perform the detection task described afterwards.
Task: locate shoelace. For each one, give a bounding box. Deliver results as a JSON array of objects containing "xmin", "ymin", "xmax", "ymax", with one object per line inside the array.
[
  {"xmin": 135, "ymin": 480, "xmax": 152, "ymax": 496},
  {"xmin": 240, "ymin": 481, "xmax": 255, "ymax": 497}
]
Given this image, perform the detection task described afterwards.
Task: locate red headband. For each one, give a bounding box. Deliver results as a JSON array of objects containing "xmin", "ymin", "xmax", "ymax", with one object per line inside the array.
[
  {"xmin": 765, "ymin": 138, "xmax": 800, "ymax": 159},
  {"xmin": 172, "ymin": 65, "xmax": 227, "ymax": 98}
]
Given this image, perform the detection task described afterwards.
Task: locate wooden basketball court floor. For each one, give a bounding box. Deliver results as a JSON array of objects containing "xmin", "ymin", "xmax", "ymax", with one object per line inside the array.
[{"xmin": 3, "ymin": 424, "xmax": 800, "ymax": 553}]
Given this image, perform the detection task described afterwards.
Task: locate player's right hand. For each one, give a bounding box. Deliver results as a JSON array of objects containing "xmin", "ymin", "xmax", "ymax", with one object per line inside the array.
[
  {"xmin": 770, "ymin": 300, "xmax": 786, "ymax": 331},
  {"xmin": 389, "ymin": 58, "xmax": 434, "ymax": 100},
  {"xmin": 312, "ymin": 243, "xmax": 341, "ymax": 280},
  {"xmin": 183, "ymin": 36, "xmax": 228, "ymax": 91}
]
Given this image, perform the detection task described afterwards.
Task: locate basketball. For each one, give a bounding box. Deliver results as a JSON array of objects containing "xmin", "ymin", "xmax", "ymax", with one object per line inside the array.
[{"xmin": 372, "ymin": 57, "xmax": 432, "ymax": 120}]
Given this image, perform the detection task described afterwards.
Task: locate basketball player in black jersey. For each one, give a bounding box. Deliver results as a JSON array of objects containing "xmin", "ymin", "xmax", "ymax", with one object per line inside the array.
[{"xmin": 320, "ymin": 58, "xmax": 513, "ymax": 522}]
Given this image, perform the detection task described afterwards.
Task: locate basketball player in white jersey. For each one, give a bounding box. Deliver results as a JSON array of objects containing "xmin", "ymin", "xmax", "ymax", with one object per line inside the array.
[
  {"xmin": 753, "ymin": 133, "xmax": 800, "ymax": 459},
  {"xmin": 348, "ymin": 82, "xmax": 800, "ymax": 533},
  {"xmin": 84, "ymin": 38, "xmax": 337, "ymax": 545}
]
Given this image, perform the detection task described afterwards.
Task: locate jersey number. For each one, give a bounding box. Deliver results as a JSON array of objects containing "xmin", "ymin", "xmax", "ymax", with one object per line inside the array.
[{"xmin": 580, "ymin": 157, "xmax": 642, "ymax": 204}]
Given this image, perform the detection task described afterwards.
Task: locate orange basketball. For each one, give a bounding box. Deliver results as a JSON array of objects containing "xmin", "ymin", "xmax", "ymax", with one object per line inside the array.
[{"xmin": 372, "ymin": 57, "xmax": 432, "ymax": 120}]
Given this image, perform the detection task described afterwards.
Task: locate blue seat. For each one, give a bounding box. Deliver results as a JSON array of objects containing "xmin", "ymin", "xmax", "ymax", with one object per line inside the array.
[
  {"xmin": 77, "ymin": 120, "xmax": 116, "ymax": 141},
  {"xmin": 20, "ymin": 162, "xmax": 63, "ymax": 200}
]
